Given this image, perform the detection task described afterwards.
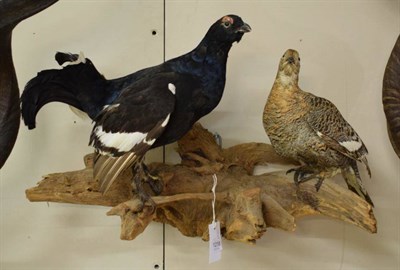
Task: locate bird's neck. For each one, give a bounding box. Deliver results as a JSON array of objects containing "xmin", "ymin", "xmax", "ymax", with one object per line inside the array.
[
  {"xmin": 275, "ymin": 71, "xmax": 299, "ymax": 88},
  {"xmin": 192, "ymin": 39, "xmax": 232, "ymax": 65}
]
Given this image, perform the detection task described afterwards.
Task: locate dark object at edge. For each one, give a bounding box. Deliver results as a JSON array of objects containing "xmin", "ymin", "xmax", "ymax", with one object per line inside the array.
[
  {"xmin": 383, "ymin": 34, "xmax": 400, "ymax": 159},
  {"xmin": 0, "ymin": 0, "xmax": 58, "ymax": 169}
]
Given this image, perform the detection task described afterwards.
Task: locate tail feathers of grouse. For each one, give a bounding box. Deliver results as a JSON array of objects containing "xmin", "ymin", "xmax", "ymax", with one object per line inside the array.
[{"xmin": 21, "ymin": 52, "xmax": 111, "ymax": 129}]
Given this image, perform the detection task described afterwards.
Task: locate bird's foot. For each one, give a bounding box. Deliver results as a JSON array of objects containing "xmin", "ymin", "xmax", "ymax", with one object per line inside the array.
[
  {"xmin": 133, "ymin": 187, "xmax": 157, "ymax": 215},
  {"xmin": 314, "ymin": 177, "xmax": 325, "ymax": 192},
  {"xmin": 286, "ymin": 167, "xmax": 315, "ymax": 185},
  {"xmin": 139, "ymin": 193, "xmax": 157, "ymax": 214},
  {"xmin": 312, "ymin": 169, "xmax": 339, "ymax": 192},
  {"xmin": 133, "ymin": 173, "xmax": 157, "ymax": 214},
  {"xmin": 287, "ymin": 167, "xmax": 329, "ymax": 192}
]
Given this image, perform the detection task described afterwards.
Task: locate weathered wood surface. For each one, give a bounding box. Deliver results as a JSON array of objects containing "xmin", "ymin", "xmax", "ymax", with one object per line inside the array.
[{"xmin": 26, "ymin": 123, "xmax": 377, "ymax": 242}]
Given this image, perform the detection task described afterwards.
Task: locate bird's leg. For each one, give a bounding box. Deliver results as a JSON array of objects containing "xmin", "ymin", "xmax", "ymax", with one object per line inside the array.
[
  {"xmin": 312, "ymin": 169, "xmax": 340, "ymax": 192},
  {"xmin": 132, "ymin": 161, "xmax": 156, "ymax": 213},
  {"xmin": 294, "ymin": 171, "xmax": 328, "ymax": 192},
  {"xmin": 142, "ymin": 162, "xmax": 163, "ymax": 195},
  {"xmin": 314, "ymin": 177, "xmax": 325, "ymax": 192},
  {"xmin": 286, "ymin": 166, "xmax": 315, "ymax": 185}
]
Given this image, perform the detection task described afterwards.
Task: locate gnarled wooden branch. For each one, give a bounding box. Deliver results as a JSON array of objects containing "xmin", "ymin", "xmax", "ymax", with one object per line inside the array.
[{"xmin": 26, "ymin": 123, "xmax": 377, "ymax": 243}]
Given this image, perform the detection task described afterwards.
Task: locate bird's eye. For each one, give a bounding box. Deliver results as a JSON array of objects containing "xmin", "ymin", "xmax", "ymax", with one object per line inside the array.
[
  {"xmin": 298, "ymin": 57, "xmax": 301, "ymax": 61},
  {"xmin": 223, "ymin": 21, "xmax": 231, "ymax": 28}
]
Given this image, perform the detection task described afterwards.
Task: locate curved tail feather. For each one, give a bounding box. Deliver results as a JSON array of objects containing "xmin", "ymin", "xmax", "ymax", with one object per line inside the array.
[
  {"xmin": 21, "ymin": 69, "xmax": 84, "ymax": 129},
  {"xmin": 20, "ymin": 52, "xmax": 108, "ymax": 129},
  {"xmin": 342, "ymin": 162, "xmax": 374, "ymax": 207},
  {"xmin": 94, "ymin": 152, "xmax": 138, "ymax": 193},
  {"xmin": 360, "ymin": 156, "xmax": 371, "ymax": 178}
]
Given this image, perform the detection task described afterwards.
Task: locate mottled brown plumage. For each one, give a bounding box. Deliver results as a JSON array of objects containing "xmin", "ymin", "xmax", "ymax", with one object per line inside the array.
[{"xmin": 263, "ymin": 49, "xmax": 373, "ymax": 206}]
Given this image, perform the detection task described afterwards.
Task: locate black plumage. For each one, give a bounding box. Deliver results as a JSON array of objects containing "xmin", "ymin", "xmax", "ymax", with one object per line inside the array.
[{"xmin": 21, "ymin": 15, "xmax": 251, "ymax": 204}]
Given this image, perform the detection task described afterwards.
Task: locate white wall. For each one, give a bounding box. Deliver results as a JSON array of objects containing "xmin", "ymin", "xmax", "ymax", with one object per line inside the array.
[{"xmin": 1, "ymin": 1, "xmax": 399, "ymax": 269}]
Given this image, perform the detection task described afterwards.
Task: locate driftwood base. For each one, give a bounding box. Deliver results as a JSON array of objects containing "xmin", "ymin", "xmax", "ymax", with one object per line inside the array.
[{"xmin": 26, "ymin": 123, "xmax": 377, "ymax": 243}]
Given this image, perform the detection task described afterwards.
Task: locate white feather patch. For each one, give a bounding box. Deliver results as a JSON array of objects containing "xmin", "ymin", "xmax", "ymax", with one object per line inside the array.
[
  {"xmin": 97, "ymin": 149, "xmax": 112, "ymax": 156},
  {"xmin": 143, "ymin": 114, "xmax": 171, "ymax": 144},
  {"xmin": 161, "ymin": 114, "xmax": 171, "ymax": 127},
  {"xmin": 95, "ymin": 113, "xmax": 171, "ymax": 152},
  {"xmin": 339, "ymin": 140, "xmax": 362, "ymax": 152},
  {"xmin": 103, "ymin": 104, "xmax": 120, "ymax": 111},
  {"xmin": 168, "ymin": 83, "xmax": 176, "ymax": 95},
  {"xmin": 144, "ymin": 138, "xmax": 156, "ymax": 145},
  {"xmin": 63, "ymin": 51, "xmax": 86, "ymax": 66},
  {"xmin": 95, "ymin": 126, "xmax": 148, "ymax": 152}
]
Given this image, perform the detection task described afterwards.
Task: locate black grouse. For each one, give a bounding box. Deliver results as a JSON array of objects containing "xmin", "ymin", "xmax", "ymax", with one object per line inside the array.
[{"xmin": 21, "ymin": 15, "xmax": 251, "ymax": 205}]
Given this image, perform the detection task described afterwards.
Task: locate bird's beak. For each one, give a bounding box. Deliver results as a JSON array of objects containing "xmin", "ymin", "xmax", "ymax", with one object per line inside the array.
[
  {"xmin": 287, "ymin": 57, "xmax": 295, "ymax": 64},
  {"xmin": 236, "ymin": 23, "xmax": 252, "ymax": 33}
]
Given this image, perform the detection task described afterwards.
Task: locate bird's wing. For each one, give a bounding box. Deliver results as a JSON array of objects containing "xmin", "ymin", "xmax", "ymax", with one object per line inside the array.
[
  {"xmin": 148, "ymin": 73, "xmax": 208, "ymax": 148},
  {"xmin": 304, "ymin": 94, "xmax": 370, "ymax": 174},
  {"xmin": 89, "ymin": 73, "xmax": 177, "ymax": 193}
]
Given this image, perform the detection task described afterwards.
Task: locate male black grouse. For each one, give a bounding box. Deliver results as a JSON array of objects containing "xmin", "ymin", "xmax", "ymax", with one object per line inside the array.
[{"xmin": 21, "ymin": 15, "xmax": 251, "ymax": 206}]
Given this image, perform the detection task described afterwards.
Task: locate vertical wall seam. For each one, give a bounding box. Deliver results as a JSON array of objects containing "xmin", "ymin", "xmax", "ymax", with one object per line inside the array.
[{"xmin": 162, "ymin": 1, "xmax": 166, "ymax": 270}]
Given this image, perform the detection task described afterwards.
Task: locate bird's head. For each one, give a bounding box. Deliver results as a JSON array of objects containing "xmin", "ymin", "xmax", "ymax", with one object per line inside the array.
[
  {"xmin": 279, "ymin": 49, "xmax": 301, "ymax": 75},
  {"xmin": 205, "ymin": 15, "xmax": 251, "ymax": 44},
  {"xmin": 276, "ymin": 49, "xmax": 300, "ymax": 85}
]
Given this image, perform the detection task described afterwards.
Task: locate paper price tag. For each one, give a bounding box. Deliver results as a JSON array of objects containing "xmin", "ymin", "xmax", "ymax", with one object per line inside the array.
[
  {"xmin": 208, "ymin": 174, "xmax": 222, "ymax": 263},
  {"xmin": 209, "ymin": 221, "xmax": 222, "ymax": 263}
]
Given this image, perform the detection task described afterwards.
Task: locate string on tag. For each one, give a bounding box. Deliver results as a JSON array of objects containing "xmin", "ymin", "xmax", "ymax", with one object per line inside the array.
[
  {"xmin": 209, "ymin": 173, "xmax": 222, "ymax": 263},
  {"xmin": 211, "ymin": 174, "xmax": 217, "ymax": 228}
]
